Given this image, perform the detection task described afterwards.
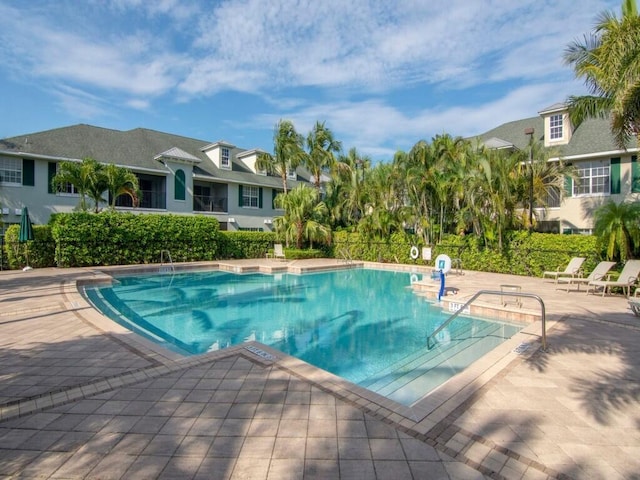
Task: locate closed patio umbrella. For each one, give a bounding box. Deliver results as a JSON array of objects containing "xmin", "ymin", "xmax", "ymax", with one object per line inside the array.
[{"xmin": 18, "ymin": 207, "xmax": 34, "ymax": 271}]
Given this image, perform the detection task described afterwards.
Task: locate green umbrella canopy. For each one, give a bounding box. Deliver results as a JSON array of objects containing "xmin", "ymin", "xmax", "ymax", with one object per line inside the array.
[{"xmin": 18, "ymin": 207, "xmax": 34, "ymax": 243}]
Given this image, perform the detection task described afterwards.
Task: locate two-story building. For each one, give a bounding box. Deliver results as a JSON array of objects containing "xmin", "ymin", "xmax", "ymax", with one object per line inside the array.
[
  {"xmin": 478, "ymin": 103, "xmax": 639, "ymax": 234},
  {"xmin": 0, "ymin": 124, "xmax": 313, "ymax": 232}
]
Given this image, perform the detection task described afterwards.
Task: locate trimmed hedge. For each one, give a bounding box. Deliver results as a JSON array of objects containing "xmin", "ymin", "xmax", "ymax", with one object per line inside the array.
[
  {"xmin": 51, "ymin": 212, "xmax": 222, "ymax": 267},
  {"xmin": 333, "ymin": 231, "xmax": 415, "ymax": 263},
  {"xmin": 333, "ymin": 230, "xmax": 601, "ymax": 277},
  {"xmin": 4, "ymin": 224, "xmax": 55, "ymax": 269},
  {"xmin": 218, "ymin": 231, "xmax": 276, "ymax": 259},
  {"xmin": 2, "ymin": 211, "xmax": 603, "ymax": 275}
]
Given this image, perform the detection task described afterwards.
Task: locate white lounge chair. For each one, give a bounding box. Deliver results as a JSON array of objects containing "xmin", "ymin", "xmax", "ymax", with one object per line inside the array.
[
  {"xmin": 266, "ymin": 243, "xmax": 286, "ymax": 261},
  {"xmin": 542, "ymin": 257, "xmax": 585, "ymax": 283},
  {"xmin": 587, "ymin": 259, "xmax": 640, "ymax": 297},
  {"xmin": 556, "ymin": 261, "xmax": 616, "ymax": 292}
]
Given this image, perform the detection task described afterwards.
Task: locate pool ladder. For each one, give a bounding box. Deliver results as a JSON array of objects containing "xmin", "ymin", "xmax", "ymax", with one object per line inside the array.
[
  {"xmin": 160, "ymin": 250, "xmax": 175, "ymax": 273},
  {"xmin": 426, "ymin": 289, "xmax": 547, "ymax": 351}
]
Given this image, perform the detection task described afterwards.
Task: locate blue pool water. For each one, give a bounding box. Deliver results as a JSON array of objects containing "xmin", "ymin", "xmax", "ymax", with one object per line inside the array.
[{"xmin": 84, "ymin": 268, "xmax": 522, "ymax": 405}]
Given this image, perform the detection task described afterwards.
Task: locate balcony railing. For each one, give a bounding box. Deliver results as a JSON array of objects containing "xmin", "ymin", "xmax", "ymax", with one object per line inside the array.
[
  {"xmin": 193, "ymin": 195, "xmax": 228, "ymax": 213},
  {"xmin": 116, "ymin": 189, "xmax": 166, "ymax": 210}
]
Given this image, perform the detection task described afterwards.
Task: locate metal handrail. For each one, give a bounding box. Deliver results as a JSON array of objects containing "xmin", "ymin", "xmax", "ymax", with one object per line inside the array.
[
  {"xmin": 427, "ymin": 290, "xmax": 547, "ymax": 351},
  {"xmin": 160, "ymin": 249, "xmax": 175, "ymax": 272}
]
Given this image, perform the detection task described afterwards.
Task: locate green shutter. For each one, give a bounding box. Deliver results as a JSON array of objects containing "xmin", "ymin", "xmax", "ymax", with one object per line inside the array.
[
  {"xmin": 610, "ymin": 157, "xmax": 621, "ymax": 194},
  {"xmin": 174, "ymin": 169, "xmax": 185, "ymax": 200},
  {"xmin": 238, "ymin": 185, "xmax": 244, "ymax": 207},
  {"xmin": 22, "ymin": 159, "xmax": 34, "ymax": 186},
  {"xmin": 48, "ymin": 162, "xmax": 57, "ymax": 194},
  {"xmin": 259, "ymin": 187, "xmax": 263, "ymax": 209},
  {"xmin": 564, "ymin": 175, "xmax": 573, "ymax": 197},
  {"xmin": 632, "ymin": 156, "xmax": 640, "ymax": 193}
]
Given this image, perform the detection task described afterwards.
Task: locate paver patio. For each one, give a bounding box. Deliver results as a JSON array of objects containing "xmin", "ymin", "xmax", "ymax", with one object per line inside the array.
[{"xmin": 0, "ymin": 260, "xmax": 638, "ymax": 479}]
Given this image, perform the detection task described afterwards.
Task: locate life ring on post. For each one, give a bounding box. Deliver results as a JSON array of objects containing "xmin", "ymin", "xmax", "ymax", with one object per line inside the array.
[{"xmin": 410, "ymin": 246, "xmax": 419, "ymax": 260}]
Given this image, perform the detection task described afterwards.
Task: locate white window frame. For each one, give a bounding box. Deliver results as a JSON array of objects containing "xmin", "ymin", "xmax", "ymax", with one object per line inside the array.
[
  {"xmin": 53, "ymin": 164, "xmax": 80, "ymax": 196},
  {"xmin": 549, "ymin": 114, "xmax": 563, "ymax": 140},
  {"xmin": 242, "ymin": 185, "xmax": 259, "ymax": 208},
  {"xmin": 287, "ymin": 167, "xmax": 296, "ymax": 180},
  {"xmin": 221, "ymin": 147, "xmax": 231, "ymax": 169},
  {"xmin": 0, "ymin": 157, "xmax": 22, "ymax": 185},
  {"xmin": 574, "ymin": 160, "xmax": 610, "ymax": 196}
]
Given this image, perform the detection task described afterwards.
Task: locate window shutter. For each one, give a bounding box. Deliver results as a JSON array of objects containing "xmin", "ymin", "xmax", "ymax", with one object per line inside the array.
[
  {"xmin": 259, "ymin": 187, "xmax": 263, "ymax": 208},
  {"xmin": 22, "ymin": 159, "xmax": 34, "ymax": 186},
  {"xmin": 238, "ymin": 185, "xmax": 244, "ymax": 207},
  {"xmin": 47, "ymin": 162, "xmax": 57, "ymax": 194},
  {"xmin": 564, "ymin": 175, "xmax": 572, "ymax": 197},
  {"xmin": 632, "ymin": 156, "xmax": 640, "ymax": 193},
  {"xmin": 610, "ymin": 157, "xmax": 621, "ymax": 194},
  {"xmin": 272, "ymin": 189, "xmax": 277, "ymax": 209},
  {"xmin": 174, "ymin": 169, "xmax": 186, "ymax": 200}
]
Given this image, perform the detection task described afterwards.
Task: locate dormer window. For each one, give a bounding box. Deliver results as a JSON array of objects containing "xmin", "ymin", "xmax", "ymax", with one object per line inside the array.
[
  {"xmin": 221, "ymin": 147, "xmax": 230, "ymax": 169},
  {"xmin": 550, "ymin": 114, "xmax": 563, "ymax": 140},
  {"xmin": 287, "ymin": 167, "xmax": 296, "ymax": 180}
]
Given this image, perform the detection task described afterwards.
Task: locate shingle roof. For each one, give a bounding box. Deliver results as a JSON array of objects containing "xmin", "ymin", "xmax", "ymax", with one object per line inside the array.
[
  {"xmin": 476, "ymin": 115, "xmax": 636, "ymax": 157},
  {"xmin": 0, "ymin": 124, "xmax": 310, "ymax": 187}
]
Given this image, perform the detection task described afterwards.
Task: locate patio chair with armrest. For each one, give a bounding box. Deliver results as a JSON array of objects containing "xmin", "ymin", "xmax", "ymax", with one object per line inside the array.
[
  {"xmin": 542, "ymin": 257, "xmax": 585, "ymax": 283},
  {"xmin": 556, "ymin": 261, "xmax": 616, "ymax": 292},
  {"xmin": 587, "ymin": 259, "xmax": 640, "ymax": 297}
]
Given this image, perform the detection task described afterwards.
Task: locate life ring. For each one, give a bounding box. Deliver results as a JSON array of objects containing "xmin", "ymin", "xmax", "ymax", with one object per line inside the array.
[
  {"xmin": 410, "ymin": 246, "xmax": 419, "ymax": 260},
  {"xmin": 410, "ymin": 273, "xmax": 419, "ymax": 283}
]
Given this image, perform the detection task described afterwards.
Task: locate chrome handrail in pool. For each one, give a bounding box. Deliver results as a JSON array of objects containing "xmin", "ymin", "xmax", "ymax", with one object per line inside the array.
[{"xmin": 427, "ymin": 290, "xmax": 547, "ymax": 351}]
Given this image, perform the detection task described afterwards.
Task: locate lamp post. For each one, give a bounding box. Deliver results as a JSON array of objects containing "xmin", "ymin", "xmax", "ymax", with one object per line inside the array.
[{"xmin": 524, "ymin": 127, "xmax": 535, "ymax": 233}]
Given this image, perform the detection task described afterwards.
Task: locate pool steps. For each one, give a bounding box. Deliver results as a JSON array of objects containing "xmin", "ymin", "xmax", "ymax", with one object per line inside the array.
[{"xmin": 361, "ymin": 321, "xmax": 519, "ymax": 405}]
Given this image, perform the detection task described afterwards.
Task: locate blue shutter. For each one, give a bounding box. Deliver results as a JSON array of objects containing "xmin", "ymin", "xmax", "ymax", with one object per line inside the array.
[{"xmin": 259, "ymin": 187, "xmax": 263, "ymax": 208}]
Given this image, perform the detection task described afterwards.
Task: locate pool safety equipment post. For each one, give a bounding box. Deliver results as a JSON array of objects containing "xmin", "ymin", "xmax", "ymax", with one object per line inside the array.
[{"xmin": 434, "ymin": 254, "xmax": 452, "ymax": 301}]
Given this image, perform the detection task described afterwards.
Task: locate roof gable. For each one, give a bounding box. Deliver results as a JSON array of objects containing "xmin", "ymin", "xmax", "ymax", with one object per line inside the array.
[{"xmin": 154, "ymin": 147, "xmax": 202, "ymax": 165}]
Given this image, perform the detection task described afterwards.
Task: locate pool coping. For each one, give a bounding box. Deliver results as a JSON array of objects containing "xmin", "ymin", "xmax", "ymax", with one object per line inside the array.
[{"xmin": 60, "ymin": 260, "xmax": 550, "ymax": 439}]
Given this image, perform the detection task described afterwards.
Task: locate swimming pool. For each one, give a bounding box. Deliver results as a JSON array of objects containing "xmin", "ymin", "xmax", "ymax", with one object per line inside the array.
[{"xmin": 83, "ymin": 267, "xmax": 523, "ymax": 405}]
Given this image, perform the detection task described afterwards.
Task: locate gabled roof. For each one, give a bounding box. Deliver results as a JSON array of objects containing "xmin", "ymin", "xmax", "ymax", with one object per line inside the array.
[
  {"xmin": 538, "ymin": 103, "xmax": 567, "ymax": 115},
  {"xmin": 155, "ymin": 147, "xmax": 202, "ymax": 165},
  {"xmin": 0, "ymin": 124, "xmax": 312, "ymax": 188},
  {"xmin": 476, "ymin": 115, "xmax": 636, "ymax": 157},
  {"xmin": 482, "ymin": 137, "xmax": 516, "ymax": 150},
  {"xmin": 475, "ymin": 116, "xmax": 544, "ymax": 150}
]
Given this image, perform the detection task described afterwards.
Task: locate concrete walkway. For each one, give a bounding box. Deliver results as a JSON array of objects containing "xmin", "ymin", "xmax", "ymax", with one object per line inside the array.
[{"xmin": 0, "ymin": 260, "xmax": 638, "ymax": 479}]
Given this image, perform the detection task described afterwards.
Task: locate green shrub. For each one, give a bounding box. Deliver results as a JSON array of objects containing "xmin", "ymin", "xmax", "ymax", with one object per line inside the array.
[
  {"xmin": 218, "ymin": 231, "xmax": 276, "ymax": 259},
  {"xmin": 283, "ymin": 248, "xmax": 324, "ymax": 259},
  {"xmin": 333, "ymin": 230, "xmax": 601, "ymax": 276},
  {"xmin": 51, "ymin": 212, "xmax": 221, "ymax": 267},
  {"xmin": 4, "ymin": 224, "xmax": 55, "ymax": 269}
]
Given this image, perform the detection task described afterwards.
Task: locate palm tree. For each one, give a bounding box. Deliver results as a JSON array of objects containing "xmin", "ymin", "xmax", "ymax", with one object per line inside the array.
[
  {"xmin": 274, "ymin": 184, "xmax": 331, "ymax": 249},
  {"xmin": 305, "ymin": 121, "xmax": 342, "ymax": 190},
  {"xmin": 326, "ymin": 147, "xmax": 371, "ymax": 228},
  {"xmin": 256, "ymin": 120, "xmax": 306, "ymax": 195},
  {"xmin": 52, "ymin": 157, "xmax": 104, "ymax": 212},
  {"xmin": 563, "ymin": 0, "xmax": 640, "ymax": 147},
  {"xmin": 104, "ymin": 164, "xmax": 140, "ymax": 209},
  {"xmin": 521, "ymin": 141, "xmax": 575, "ymax": 229},
  {"xmin": 593, "ymin": 200, "xmax": 640, "ymax": 261},
  {"xmin": 466, "ymin": 147, "xmax": 521, "ymax": 249},
  {"xmin": 357, "ymin": 162, "xmax": 407, "ymax": 240}
]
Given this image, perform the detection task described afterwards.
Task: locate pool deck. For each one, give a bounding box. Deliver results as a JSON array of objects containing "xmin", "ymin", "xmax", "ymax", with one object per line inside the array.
[{"xmin": 1, "ymin": 259, "xmax": 639, "ymax": 479}]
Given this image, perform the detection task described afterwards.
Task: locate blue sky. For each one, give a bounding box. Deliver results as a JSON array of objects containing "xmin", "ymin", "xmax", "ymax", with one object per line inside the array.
[{"xmin": 0, "ymin": 0, "xmax": 620, "ymax": 161}]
